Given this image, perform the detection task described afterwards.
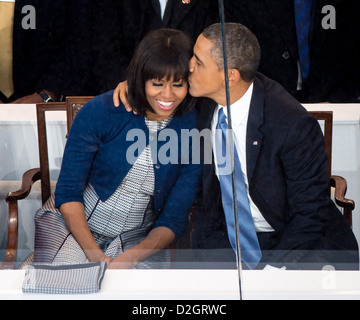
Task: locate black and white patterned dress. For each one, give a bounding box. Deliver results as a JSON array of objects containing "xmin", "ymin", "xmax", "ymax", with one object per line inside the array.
[{"xmin": 34, "ymin": 117, "xmax": 172, "ymax": 268}]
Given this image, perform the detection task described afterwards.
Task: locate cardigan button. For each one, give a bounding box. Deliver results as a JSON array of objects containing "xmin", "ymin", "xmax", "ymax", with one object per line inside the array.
[
  {"xmin": 156, "ymin": 190, "xmax": 161, "ymax": 194},
  {"xmin": 155, "ymin": 164, "xmax": 161, "ymax": 169}
]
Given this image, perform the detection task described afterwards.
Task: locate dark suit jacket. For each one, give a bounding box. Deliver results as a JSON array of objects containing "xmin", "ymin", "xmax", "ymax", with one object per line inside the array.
[
  {"xmin": 8, "ymin": 0, "xmax": 219, "ymax": 101},
  {"xmin": 96, "ymin": 0, "xmax": 219, "ymax": 93},
  {"xmin": 193, "ymin": 73, "xmax": 359, "ymax": 269},
  {"xmin": 135, "ymin": 0, "xmax": 219, "ymax": 41},
  {"xmin": 224, "ymin": 0, "xmax": 360, "ymax": 103}
]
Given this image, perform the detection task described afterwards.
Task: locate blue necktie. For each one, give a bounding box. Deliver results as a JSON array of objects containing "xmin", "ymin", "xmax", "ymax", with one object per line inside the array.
[
  {"xmin": 215, "ymin": 108, "xmax": 262, "ymax": 270},
  {"xmin": 294, "ymin": 0, "xmax": 313, "ymax": 80}
]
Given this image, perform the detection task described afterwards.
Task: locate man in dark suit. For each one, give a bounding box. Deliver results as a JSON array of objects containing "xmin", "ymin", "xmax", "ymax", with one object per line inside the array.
[
  {"xmin": 189, "ymin": 23, "xmax": 359, "ymax": 270},
  {"xmin": 224, "ymin": 0, "xmax": 360, "ymax": 103},
  {"xmin": 130, "ymin": 0, "xmax": 220, "ymax": 41},
  {"xmin": 3, "ymin": 0, "xmax": 219, "ymax": 103},
  {"xmin": 95, "ymin": 0, "xmax": 219, "ymax": 95}
]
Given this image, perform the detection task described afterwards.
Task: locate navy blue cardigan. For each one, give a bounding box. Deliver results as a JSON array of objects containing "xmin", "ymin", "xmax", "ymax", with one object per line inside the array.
[{"xmin": 55, "ymin": 91, "xmax": 201, "ymax": 239}]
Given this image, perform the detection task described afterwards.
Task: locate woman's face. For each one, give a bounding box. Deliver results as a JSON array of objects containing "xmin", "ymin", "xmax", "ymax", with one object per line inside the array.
[{"xmin": 145, "ymin": 77, "xmax": 188, "ymax": 121}]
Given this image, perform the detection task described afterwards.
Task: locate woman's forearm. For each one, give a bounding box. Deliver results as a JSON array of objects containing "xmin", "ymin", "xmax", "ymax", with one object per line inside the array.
[
  {"xmin": 108, "ymin": 227, "xmax": 175, "ymax": 269},
  {"xmin": 59, "ymin": 202, "xmax": 110, "ymax": 263}
]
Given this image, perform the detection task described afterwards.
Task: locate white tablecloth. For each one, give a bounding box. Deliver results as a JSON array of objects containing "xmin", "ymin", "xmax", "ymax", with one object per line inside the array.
[{"xmin": 0, "ymin": 269, "xmax": 360, "ymax": 300}]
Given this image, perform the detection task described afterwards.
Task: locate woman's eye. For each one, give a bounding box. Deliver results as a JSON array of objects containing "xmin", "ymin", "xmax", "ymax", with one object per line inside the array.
[
  {"xmin": 152, "ymin": 82, "xmax": 163, "ymax": 87},
  {"xmin": 173, "ymin": 83, "xmax": 184, "ymax": 88}
]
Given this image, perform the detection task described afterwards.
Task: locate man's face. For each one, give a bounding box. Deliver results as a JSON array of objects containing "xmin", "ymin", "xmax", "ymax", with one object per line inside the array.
[{"xmin": 188, "ymin": 34, "xmax": 225, "ymax": 100}]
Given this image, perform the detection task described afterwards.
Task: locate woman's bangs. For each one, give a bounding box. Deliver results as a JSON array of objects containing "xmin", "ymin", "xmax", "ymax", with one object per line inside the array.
[{"xmin": 143, "ymin": 55, "xmax": 189, "ymax": 82}]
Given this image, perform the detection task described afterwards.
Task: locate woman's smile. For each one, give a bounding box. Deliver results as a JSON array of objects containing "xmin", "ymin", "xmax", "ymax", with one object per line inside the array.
[{"xmin": 156, "ymin": 99, "xmax": 176, "ymax": 110}]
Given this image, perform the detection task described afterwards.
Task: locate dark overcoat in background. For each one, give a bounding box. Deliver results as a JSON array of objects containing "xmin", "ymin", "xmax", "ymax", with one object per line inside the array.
[
  {"xmin": 224, "ymin": 0, "xmax": 360, "ymax": 103},
  {"xmin": 11, "ymin": 0, "xmax": 219, "ymax": 100}
]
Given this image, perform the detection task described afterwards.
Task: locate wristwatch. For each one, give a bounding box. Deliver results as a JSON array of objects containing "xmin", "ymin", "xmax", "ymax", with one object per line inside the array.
[{"xmin": 37, "ymin": 90, "xmax": 55, "ymax": 102}]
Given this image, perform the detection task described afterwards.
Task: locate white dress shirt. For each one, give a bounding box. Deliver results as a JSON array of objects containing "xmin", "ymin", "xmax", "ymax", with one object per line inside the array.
[
  {"xmin": 158, "ymin": 0, "xmax": 169, "ymax": 19},
  {"xmin": 211, "ymin": 83, "xmax": 274, "ymax": 233}
]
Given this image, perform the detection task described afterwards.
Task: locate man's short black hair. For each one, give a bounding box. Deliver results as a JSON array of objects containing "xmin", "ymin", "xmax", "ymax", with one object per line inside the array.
[{"xmin": 202, "ymin": 23, "xmax": 261, "ymax": 82}]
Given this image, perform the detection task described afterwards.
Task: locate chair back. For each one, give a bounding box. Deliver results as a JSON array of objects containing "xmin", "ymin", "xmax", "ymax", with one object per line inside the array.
[
  {"xmin": 37, "ymin": 97, "xmax": 94, "ymax": 205},
  {"xmin": 4, "ymin": 97, "xmax": 93, "ymax": 268},
  {"xmin": 308, "ymin": 110, "xmax": 355, "ymax": 226},
  {"xmin": 36, "ymin": 102, "xmax": 67, "ymax": 204},
  {"xmin": 308, "ymin": 111, "xmax": 333, "ymax": 177},
  {"xmin": 66, "ymin": 96, "xmax": 94, "ymax": 133}
]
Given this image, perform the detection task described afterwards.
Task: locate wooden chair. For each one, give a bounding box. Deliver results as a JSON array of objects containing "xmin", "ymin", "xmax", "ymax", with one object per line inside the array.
[
  {"xmin": 308, "ymin": 111, "xmax": 355, "ymax": 227},
  {"xmin": 65, "ymin": 96, "xmax": 94, "ymax": 133},
  {"xmin": 4, "ymin": 97, "xmax": 93, "ymax": 269},
  {"xmin": 4, "ymin": 102, "xmax": 66, "ymax": 269}
]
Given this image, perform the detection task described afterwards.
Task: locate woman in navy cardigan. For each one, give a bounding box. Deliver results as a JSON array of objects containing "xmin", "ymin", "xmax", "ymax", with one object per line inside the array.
[{"xmin": 34, "ymin": 29, "xmax": 201, "ymax": 269}]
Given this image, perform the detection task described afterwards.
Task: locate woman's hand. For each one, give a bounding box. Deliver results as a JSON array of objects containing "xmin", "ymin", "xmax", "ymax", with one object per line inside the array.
[
  {"xmin": 107, "ymin": 254, "xmax": 137, "ymax": 270},
  {"xmin": 60, "ymin": 202, "xmax": 111, "ymax": 264},
  {"xmin": 106, "ymin": 227, "xmax": 175, "ymax": 269},
  {"xmin": 100, "ymin": 255, "xmax": 113, "ymax": 265},
  {"xmin": 113, "ymin": 81, "xmax": 135, "ymax": 113},
  {"xmin": 88, "ymin": 251, "xmax": 112, "ymax": 265}
]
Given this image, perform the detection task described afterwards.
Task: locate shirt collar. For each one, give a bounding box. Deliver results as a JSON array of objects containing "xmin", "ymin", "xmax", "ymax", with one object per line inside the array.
[{"xmin": 217, "ymin": 83, "xmax": 254, "ymax": 126}]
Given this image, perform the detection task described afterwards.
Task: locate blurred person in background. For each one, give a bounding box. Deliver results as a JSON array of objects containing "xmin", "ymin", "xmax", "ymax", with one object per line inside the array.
[
  {"xmin": 1, "ymin": 0, "xmax": 219, "ymax": 103},
  {"xmin": 224, "ymin": 0, "xmax": 360, "ymax": 103}
]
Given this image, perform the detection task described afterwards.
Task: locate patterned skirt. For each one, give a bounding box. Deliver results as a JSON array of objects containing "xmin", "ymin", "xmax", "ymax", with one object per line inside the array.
[{"xmin": 33, "ymin": 193, "xmax": 170, "ymax": 269}]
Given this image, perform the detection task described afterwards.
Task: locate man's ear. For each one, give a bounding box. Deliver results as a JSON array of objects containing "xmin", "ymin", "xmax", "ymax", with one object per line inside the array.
[{"xmin": 228, "ymin": 69, "xmax": 241, "ymax": 86}]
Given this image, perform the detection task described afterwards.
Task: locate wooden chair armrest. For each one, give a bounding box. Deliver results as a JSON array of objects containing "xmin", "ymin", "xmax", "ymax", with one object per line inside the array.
[
  {"xmin": 330, "ymin": 175, "xmax": 355, "ymax": 209},
  {"xmin": 3, "ymin": 168, "xmax": 41, "ymax": 269},
  {"xmin": 330, "ymin": 175, "xmax": 354, "ymax": 228},
  {"xmin": 5, "ymin": 168, "xmax": 41, "ymax": 203}
]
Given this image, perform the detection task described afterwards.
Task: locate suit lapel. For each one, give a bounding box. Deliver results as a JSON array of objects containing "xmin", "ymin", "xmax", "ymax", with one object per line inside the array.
[
  {"xmin": 246, "ymin": 75, "xmax": 265, "ymax": 182},
  {"xmin": 149, "ymin": 0, "xmax": 161, "ymax": 18},
  {"xmin": 166, "ymin": 0, "xmax": 198, "ymax": 28},
  {"xmin": 200, "ymin": 79, "xmax": 265, "ymax": 215},
  {"xmin": 163, "ymin": 0, "xmax": 174, "ymax": 26},
  {"xmin": 199, "ymin": 80, "xmax": 265, "ymax": 202},
  {"xmin": 198, "ymin": 99, "xmax": 222, "ymax": 216}
]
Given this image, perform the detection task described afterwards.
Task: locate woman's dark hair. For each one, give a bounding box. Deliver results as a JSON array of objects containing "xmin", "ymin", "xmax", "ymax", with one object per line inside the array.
[{"xmin": 127, "ymin": 28, "xmax": 196, "ymax": 117}]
